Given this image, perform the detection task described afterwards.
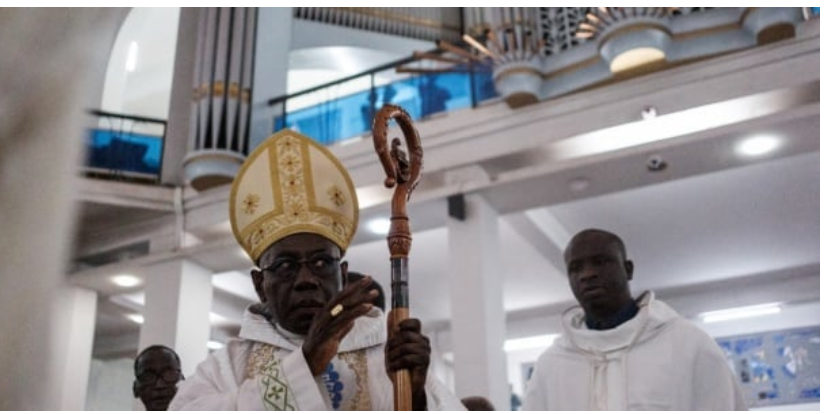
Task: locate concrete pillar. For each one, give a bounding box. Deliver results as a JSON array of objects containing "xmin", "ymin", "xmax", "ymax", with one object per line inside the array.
[
  {"xmin": 0, "ymin": 9, "xmax": 120, "ymax": 410},
  {"xmin": 447, "ymin": 193, "xmax": 509, "ymax": 410},
  {"xmin": 55, "ymin": 287, "xmax": 99, "ymax": 410},
  {"xmin": 163, "ymin": 7, "xmax": 201, "ymax": 185},
  {"xmin": 249, "ymin": 7, "xmax": 293, "ymax": 150},
  {"xmin": 138, "ymin": 259, "xmax": 214, "ymax": 377}
]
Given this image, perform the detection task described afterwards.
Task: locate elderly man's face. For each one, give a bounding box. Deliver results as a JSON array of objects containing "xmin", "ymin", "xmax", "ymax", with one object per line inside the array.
[
  {"xmin": 252, "ymin": 233, "xmax": 345, "ymax": 334},
  {"xmin": 133, "ymin": 349, "xmax": 181, "ymax": 411}
]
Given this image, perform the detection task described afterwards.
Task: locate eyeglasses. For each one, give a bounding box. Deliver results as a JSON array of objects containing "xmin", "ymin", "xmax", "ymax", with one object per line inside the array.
[
  {"xmin": 136, "ymin": 369, "xmax": 182, "ymax": 385},
  {"xmin": 259, "ymin": 254, "xmax": 341, "ymax": 281}
]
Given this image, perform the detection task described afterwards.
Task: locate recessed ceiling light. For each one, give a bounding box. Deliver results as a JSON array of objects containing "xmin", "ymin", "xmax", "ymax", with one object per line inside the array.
[
  {"xmin": 737, "ymin": 135, "xmax": 780, "ymax": 157},
  {"xmin": 207, "ymin": 340, "xmax": 224, "ymax": 350},
  {"xmin": 126, "ymin": 314, "xmax": 144, "ymax": 324},
  {"xmin": 367, "ymin": 218, "xmax": 391, "ymax": 235},
  {"xmin": 111, "ymin": 274, "xmax": 141, "ymax": 287}
]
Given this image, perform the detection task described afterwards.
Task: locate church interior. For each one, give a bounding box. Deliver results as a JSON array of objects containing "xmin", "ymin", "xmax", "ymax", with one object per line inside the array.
[{"xmin": 0, "ymin": 7, "xmax": 819, "ymax": 410}]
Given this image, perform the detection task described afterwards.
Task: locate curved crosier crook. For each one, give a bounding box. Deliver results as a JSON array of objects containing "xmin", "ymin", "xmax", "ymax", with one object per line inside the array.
[
  {"xmin": 372, "ymin": 104, "xmax": 422, "ymax": 411},
  {"xmin": 373, "ymin": 104, "xmax": 423, "ymax": 221}
]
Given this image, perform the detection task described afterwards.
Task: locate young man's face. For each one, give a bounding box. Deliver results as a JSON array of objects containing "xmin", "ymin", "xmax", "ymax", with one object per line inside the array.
[
  {"xmin": 252, "ymin": 233, "xmax": 345, "ymax": 334},
  {"xmin": 564, "ymin": 232, "xmax": 633, "ymax": 312}
]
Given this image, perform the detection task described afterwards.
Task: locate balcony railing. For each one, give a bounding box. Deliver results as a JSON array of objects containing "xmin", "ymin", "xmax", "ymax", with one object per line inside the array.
[
  {"xmin": 84, "ymin": 109, "xmax": 166, "ymax": 183},
  {"xmin": 267, "ymin": 54, "xmax": 499, "ymax": 147},
  {"xmin": 294, "ymin": 7, "xmax": 463, "ymax": 43}
]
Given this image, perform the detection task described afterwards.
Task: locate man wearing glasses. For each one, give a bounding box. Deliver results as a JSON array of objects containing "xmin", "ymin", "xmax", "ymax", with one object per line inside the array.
[
  {"xmin": 133, "ymin": 345, "xmax": 183, "ymax": 411},
  {"xmin": 169, "ymin": 130, "xmax": 463, "ymax": 410}
]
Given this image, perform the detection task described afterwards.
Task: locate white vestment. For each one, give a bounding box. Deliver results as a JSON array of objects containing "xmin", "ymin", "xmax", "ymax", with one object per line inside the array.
[
  {"xmin": 170, "ymin": 306, "xmax": 464, "ymax": 410},
  {"xmin": 523, "ymin": 291, "xmax": 747, "ymax": 411}
]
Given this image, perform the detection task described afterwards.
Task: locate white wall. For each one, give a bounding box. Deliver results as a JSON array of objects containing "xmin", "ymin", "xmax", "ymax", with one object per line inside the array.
[
  {"xmin": 85, "ymin": 358, "xmax": 135, "ymax": 411},
  {"xmin": 101, "ymin": 8, "xmax": 180, "ymax": 120}
]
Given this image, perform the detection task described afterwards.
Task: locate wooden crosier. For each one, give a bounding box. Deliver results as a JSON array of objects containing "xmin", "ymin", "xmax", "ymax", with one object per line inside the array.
[{"xmin": 372, "ymin": 104, "xmax": 422, "ymax": 411}]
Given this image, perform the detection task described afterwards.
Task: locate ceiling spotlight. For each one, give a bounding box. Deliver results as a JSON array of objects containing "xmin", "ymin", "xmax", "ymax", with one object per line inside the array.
[
  {"xmin": 367, "ymin": 218, "xmax": 391, "ymax": 235},
  {"xmin": 207, "ymin": 340, "xmax": 224, "ymax": 350},
  {"xmin": 737, "ymin": 135, "xmax": 780, "ymax": 157},
  {"xmin": 111, "ymin": 274, "xmax": 141, "ymax": 287},
  {"xmin": 646, "ymin": 154, "xmax": 667, "ymax": 172}
]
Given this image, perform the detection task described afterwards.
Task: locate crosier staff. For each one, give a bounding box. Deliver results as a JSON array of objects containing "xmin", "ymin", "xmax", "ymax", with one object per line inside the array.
[{"xmin": 372, "ymin": 104, "xmax": 422, "ymax": 411}]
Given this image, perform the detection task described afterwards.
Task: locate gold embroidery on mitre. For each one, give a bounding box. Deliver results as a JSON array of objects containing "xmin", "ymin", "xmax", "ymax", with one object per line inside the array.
[
  {"xmin": 285, "ymin": 200, "xmax": 309, "ymax": 223},
  {"xmin": 241, "ymin": 193, "xmax": 260, "ymax": 215},
  {"xmin": 242, "ymin": 210, "xmax": 355, "ymax": 260},
  {"xmin": 281, "ymin": 155, "xmax": 300, "ymax": 173},
  {"xmin": 277, "ymin": 135, "xmax": 299, "ymax": 153},
  {"xmin": 230, "ymin": 130, "xmax": 360, "ymax": 262},
  {"xmin": 327, "ymin": 185, "xmax": 346, "ymax": 207},
  {"xmin": 283, "ymin": 174, "xmax": 305, "ymax": 195}
]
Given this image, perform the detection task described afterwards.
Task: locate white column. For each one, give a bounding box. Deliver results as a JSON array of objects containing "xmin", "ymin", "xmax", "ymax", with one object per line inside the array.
[
  {"xmin": 139, "ymin": 259, "xmax": 214, "ymax": 377},
  {"xmin": 447, "ymin": 193, "xmax": 509, "ymax": 410},
  {"xmin": 55, "ymin": 287, "xmax": 99, "ymax": 410},
  {"xmin": 249, "ymin": 7, "xmax": 293, "ymax": 150},
  {"xmin": 163, "ymin": 7, "xmax": 201, "ymax": 185}
]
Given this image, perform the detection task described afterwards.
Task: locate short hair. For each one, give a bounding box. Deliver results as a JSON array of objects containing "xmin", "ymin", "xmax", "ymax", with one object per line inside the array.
[
  {"xmin": 134, "ymin": 345, "xmax": 181, "ymax": 374},
  {"xmin": 347, "ymin": 271, "xmax": 386, "ymax": 311},
  {"xmin": 462, "ymin": 396, "xmax": 496, "ymax": 411},
  {"xmin": 566, "ymin": 228, "xmax": 628, "ymax": 260}
]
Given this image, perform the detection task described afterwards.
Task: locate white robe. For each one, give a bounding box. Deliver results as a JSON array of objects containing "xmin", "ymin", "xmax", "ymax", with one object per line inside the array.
[
  {"xmin": 523, "ymin": 291, "xmax": 747, "ymax": 411},
  {"xmin": 169, "ymin": 306, "xmax": 465, "ymax": 410}
]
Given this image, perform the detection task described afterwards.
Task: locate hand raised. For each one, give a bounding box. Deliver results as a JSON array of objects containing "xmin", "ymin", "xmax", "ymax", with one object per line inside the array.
[{"xmin": 302, "ymin": 276, "xmax": 378, "ymax": 376}]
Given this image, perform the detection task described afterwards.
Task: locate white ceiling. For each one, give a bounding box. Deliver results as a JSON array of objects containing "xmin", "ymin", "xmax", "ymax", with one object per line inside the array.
[
  {"xmin": 545, "ymin": 152, "xmax": 820, "ymax": 292},
  {"xmin": 343, "ymin": 151, "xmax": 820, "ymax": 326}
]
